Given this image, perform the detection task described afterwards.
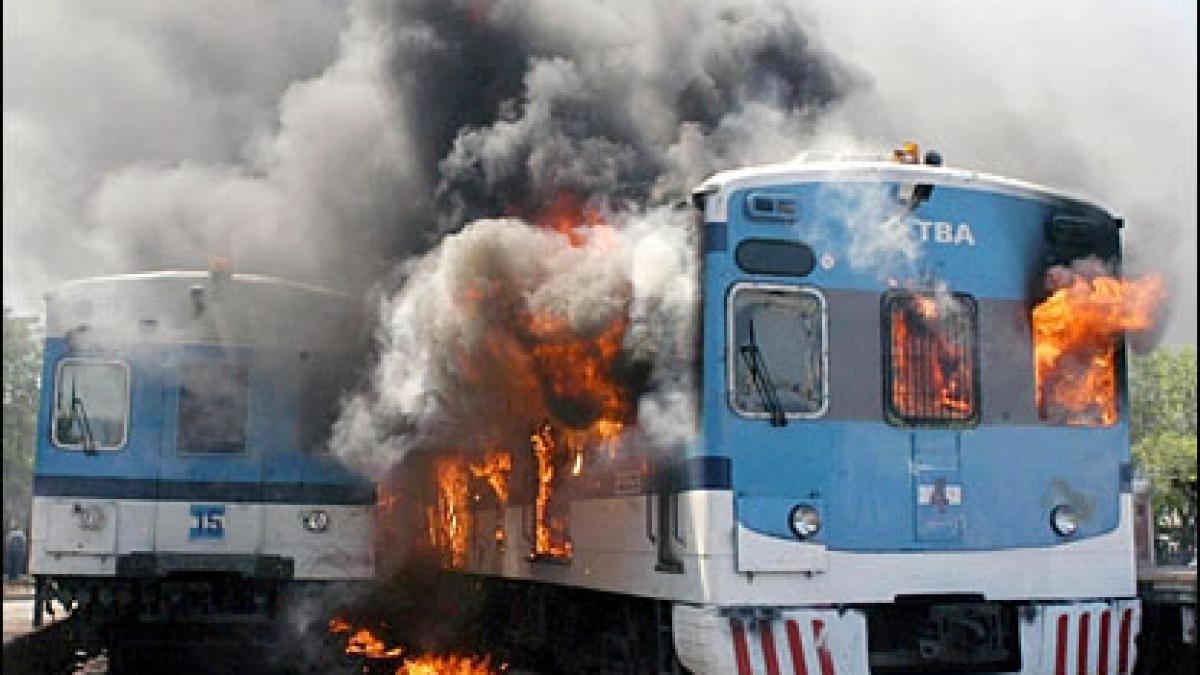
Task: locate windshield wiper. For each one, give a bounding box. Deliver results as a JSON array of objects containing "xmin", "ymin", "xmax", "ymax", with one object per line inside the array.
[
  {"xmin": 739, "ymin": 319, "xmax": 787, "ymax": 427},
  {"xmin": 69, "ymin": 378, "xmax": 98, "ymax": 455}
]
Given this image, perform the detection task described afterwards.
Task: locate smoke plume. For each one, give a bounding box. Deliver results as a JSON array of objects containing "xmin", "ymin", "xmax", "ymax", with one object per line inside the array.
[{"xmin": 5, "ymin": 0, "xmax": 1193, "ymax": 475}]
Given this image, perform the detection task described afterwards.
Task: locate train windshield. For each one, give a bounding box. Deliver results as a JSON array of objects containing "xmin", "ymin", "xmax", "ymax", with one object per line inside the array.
[
  {"xmin": 52, "ymin": 359, "xmax": 129, "ymax": 450},
  {"xmin": 728, "ymin": 285, "xmax": 826, "ymax": 419}
]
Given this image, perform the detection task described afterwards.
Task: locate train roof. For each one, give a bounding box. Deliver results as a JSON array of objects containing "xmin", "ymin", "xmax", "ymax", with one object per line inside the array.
[
  {"xmin": 692, "ymin": 154, "xmax": 1120, "ymax": 224},
  {"xmin": 47, "ymin": 270, "xmax": 348, "ymax": 301},
  {"xmin": 44, "ymin": 270, "xmax": 359, "ymax": 347}
]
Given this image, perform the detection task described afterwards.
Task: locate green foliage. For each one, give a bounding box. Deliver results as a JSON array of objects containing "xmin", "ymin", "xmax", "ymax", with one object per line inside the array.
[
  {"xmin": 3, "ymin": 306, "xmax": 41, "ymax": 531},
  {"xmin": 1130, "ymin": 346, "xmax": 1197, "ymax": 563}
]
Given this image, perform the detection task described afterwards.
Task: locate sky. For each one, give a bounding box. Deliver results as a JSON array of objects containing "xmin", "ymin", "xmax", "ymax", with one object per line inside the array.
[{"xmin": 4, "ymin": 0, "xmax": 1196, "ymax": 345}]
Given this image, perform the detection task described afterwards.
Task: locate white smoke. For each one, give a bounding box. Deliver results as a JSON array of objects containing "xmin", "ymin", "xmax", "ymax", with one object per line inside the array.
[{"xmin": 332, "ymin": 205, "xmax": 698, "ymax": 475}]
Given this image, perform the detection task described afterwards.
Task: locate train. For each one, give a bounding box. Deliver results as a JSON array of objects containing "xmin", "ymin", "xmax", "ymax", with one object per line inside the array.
[
  {"xmin": 28, "ymin": 269, "xmax": 375, "ymax": 648},
  {"xmin": 28, "ymin": 145, "xmax": 1151, "ymax": 674},
  {"xmin": 391, "ymin": 146, "xmax": 1150, "ymax": 674}
]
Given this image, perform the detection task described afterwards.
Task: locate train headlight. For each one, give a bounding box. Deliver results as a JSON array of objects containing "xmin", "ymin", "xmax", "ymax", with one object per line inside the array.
[
  {"xmin": 788, "ymin": 504, "xmax": 821, "ymax": 540},
  {"xmin": 1050, "ymin": 504, "xmax": 1079, "ymax": 537},
  {"xmin": 302, "ymin": 509, "xmax": 330, "ymax": 533}
]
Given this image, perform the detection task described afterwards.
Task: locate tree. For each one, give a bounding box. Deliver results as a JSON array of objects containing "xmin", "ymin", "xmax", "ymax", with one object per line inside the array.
[
  {"xmin": 1129, "ymin": 345, "xmax": 1197, "ymax": 563},
  {"xmin": 3, "ymin": 306, "xmax": 41, "ymax": 533}
]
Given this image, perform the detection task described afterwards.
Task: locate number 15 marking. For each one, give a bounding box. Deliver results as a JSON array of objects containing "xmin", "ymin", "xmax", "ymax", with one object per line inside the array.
[{"xmin": 189, "ymin": 504, "xmax": 226, "ymax": 540}]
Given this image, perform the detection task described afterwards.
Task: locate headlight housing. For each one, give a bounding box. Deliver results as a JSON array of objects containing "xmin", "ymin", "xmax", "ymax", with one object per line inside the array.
[
  {"xmin": 788, "ymin": 504, "xmax": 821, "ymax": 540},
  {"xmin": 302, "ymin": 509, "xmax": 330, "ymax": 533},
  {"xmin": 1050, "ymin": 504, "xmax": 1079, "ymax": 537}
]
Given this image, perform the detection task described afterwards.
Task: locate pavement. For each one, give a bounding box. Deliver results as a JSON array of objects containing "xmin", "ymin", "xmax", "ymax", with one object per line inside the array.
[{"xmin": 3, "ymin": 578, "xmax": 65, "ymax": 646}]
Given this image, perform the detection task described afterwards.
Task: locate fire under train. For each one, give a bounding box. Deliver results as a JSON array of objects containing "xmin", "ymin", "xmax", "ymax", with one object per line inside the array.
[
  {"xmin": 28, "ymin": 271, "xmax": 374, "ymax": 645},
  {"xmin": 395, "ymin": 146, "xmax": 1150, "ymax": 674}
]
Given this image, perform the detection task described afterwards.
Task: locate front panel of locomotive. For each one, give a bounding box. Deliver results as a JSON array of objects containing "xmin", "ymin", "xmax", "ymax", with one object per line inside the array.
[
  {"xmin": 29, "ymin": 270, "xmax": 374, "ymax": 625},
  {"xmin": 675, "ymin": 156, "xmax": 1143, "ymax": 673}
]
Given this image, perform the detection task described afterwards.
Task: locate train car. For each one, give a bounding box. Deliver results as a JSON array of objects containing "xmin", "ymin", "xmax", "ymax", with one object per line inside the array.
[
  {"xmin": 29, "ymin": 269, "xmax": 375, "ymax": 636},
  {"xmin": 400, "ymin": 146, "xmax": 1147, "ymax": 674}
]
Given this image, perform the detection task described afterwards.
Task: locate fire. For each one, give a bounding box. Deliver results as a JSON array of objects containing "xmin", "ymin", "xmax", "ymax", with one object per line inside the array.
[
  {"xmin": 531, "ymin": 422, "xmax": 572, "ymax": 557},
  {"xmin": 425, "ymin": 193, "xmax": 636, "ymax": 563},
  {"xmin": 346, "ymin": 627, "xmax": 405, "ymax": 659},
  {"xmin": 397, "ymin": 654, "xmax": 500, "ymax": 674},
  {"xmin": 528, "ymin": 192, "xmax": 611, "ymax": 248},
  {"xmin": 528, "ymin": 313, "xmax": 630, "ymax": 428},
  {"xmin": 888, "ymin": 291, "xmax": 975, "ymax": 420},
  {"xmin": 330, "ymin": 618, "xmax": 500, "ymax": 673},
  {"xmin": 469, "ymin": 451, "xmax": 513, "ymax": 503},
  {"xmin": 1033, "ymin": 270, "xmax": 1164, "ymax": 425},
  {"xmin": 431, "ymin": 459, "xmax": 471, "ymax": 568}
]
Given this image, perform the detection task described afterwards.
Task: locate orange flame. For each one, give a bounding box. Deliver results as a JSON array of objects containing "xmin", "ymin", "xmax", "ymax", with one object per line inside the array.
[
  {"xmin": 431, "ymin": 459, "xmax": 471, "ymax": 568},
  {"xmin": 531, "ymin": 422, "xmax": 572, "ymax": 557},
  {"xmin": 330, "ymin": 618, "xmax": 500, "ymax": 673},
  {"xmin": 346, "ymin": 627, "xmax": 405, "ymax": 659},
  {"xmin": 889, "ymin": 292, "xmax": 975, "ymax": 420},
  {"xmin": 397, "ymin": 654, "xmax": 500, "ymax": 674},
  {"xmin": 529, "ymin": 192, "xmax": 610, "ymax": 248},
  {"xmin": 1033, "ymin": 271, "xmax": 1165, "ymax": 425},
  {"xmin": 469, "ymin": 451, "xmax": 513, "ymax": 503}
]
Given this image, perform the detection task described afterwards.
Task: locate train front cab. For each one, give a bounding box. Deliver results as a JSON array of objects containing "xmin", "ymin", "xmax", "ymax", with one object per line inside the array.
[
  {"xmin": 29, "ymin": 272, "xmax": 374, "ymax": 628},
  {"xmin": 673, "ymin": 162, "xmax": 1142, "ymax": 674}
]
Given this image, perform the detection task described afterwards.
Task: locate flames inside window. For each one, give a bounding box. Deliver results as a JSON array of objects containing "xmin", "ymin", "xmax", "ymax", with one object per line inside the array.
[{"xmin": 884, "ymin": 291, "xmax": 979, "ymax": 425}]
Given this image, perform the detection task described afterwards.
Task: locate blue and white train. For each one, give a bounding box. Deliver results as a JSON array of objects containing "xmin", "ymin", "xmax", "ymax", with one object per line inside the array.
[
  {"xmin": 29, "ymin": 270, "xmax": 374, "ymax": 629},
  {"xmin": 405, "ymin": 148, "xmax": 1144, "ymax": 674}
]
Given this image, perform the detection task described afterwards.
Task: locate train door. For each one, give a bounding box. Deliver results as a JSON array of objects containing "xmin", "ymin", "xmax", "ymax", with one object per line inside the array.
[
  {"xmin": 154, "ymin": 346, "xmax": 264, "ymax": 556},
  {"xmin": 881, "ymin": 289, "xmax": 979, "ymax": 544}
]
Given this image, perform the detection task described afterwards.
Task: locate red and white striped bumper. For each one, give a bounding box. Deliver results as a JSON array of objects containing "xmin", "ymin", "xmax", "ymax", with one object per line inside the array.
[
  {"xmin": 672, "ymin": 600, "xmax": 1141, "ymax": 675},
  {"xmin": 672, "ymin": 605, "xmax": 869, "ymax": 675},
  {"xmin": 1029, "ymin": 601, "xmax": 1141, "ymax": 675}
]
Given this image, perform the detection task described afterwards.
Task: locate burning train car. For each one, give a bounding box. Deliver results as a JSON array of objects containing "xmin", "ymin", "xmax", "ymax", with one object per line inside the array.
[
  {"xmin": 27, "ymin": 270, "xmax": 375, "ymax": 660},
  {"xmin": 393, "ymin": 146, "xmax": 1161, "ymax": 673}
]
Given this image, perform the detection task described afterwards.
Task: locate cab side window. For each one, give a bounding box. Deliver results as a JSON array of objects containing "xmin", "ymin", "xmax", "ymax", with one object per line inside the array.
[
  {"xmin": 53, "ymin": 360, "xmax": 129, "ymax": 450},
  {"xmin": 178, "ymin": 361, "xmax": 248, "ymax": 454}
]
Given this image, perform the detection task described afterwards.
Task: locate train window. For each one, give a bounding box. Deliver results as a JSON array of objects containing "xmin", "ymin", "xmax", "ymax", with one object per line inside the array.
[
  {"xmin": 177, "ymin": 361, "xmax": 248, "ymax": 453},
  {"xmin": 727, "ymin": 284, "xmax": 827, "ymax": 419},
  {"xmin": 735, "ymin": 240, "xmax": 815, "ymax": 277},
  {"xmin": 294, "ymin": 353, "xmax": 350, "ymax": 453},
  {"xmin": 52, "ymin": 359, "xmax": 129, "ymax": 450},
  {"xmin": 883, "ymin": 290, "xmax": 979, "ymax": 426}
]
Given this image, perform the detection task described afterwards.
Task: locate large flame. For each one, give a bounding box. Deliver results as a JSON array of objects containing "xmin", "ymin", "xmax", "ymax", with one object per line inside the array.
[
  {"xmin": 423, "ymin": 195, "xmax": 634, "ymax": 563},
  {"xmin": 1033, "ymin": 270, "xmax": 1165, "ymax": 425},
  {"xmin": 430, "ymin": 459, "xmax": 471, "ymax": 568}
]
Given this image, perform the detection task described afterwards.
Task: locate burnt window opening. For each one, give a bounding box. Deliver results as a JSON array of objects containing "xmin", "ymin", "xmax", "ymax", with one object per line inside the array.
[
  {"xmin": 1033, "ymin": 213, "xmax": 1135, "ymax": 428},
  {"xmin": 883, "ymin": 291, "xmax": 980, "ymax": 426},
  {"xmin": 178, "ymin": 360, "xmax": 248, "ymax": 454}
]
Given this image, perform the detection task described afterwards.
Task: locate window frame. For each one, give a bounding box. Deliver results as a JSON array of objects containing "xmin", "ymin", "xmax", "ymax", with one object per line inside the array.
[
  {"xmin": 725, "ymin": 282, "xmax": 830, "ymax": 421},
  {"xmin": 51, "ymin": 358, "xmax": 131, "ymax": 452},
  {"xmin": 881, "ymin": 289, "xmax": 981, "ymax": 427},
  {"xmin": 175, "ymin": 358, "xmax": 250, "ymax": 455}
]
